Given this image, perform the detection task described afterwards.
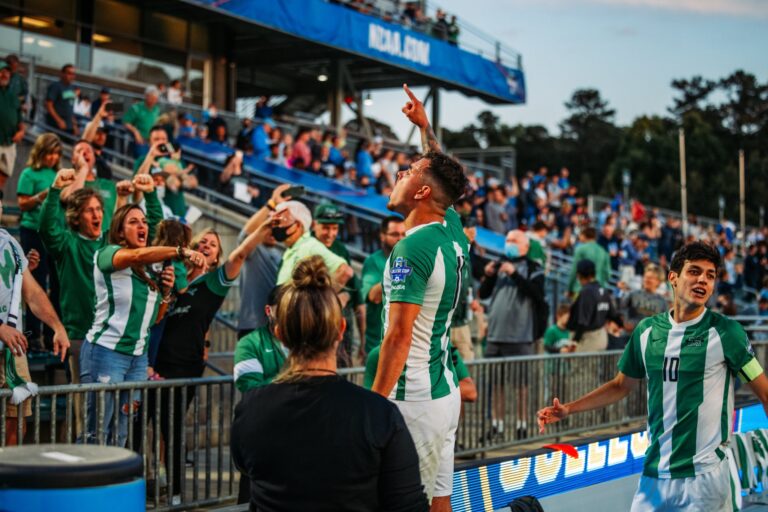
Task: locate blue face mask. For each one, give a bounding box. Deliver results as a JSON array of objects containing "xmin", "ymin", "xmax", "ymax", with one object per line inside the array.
[{"xmin": 504, "ymin": 242, "xmax": 520, "ymax": 259}]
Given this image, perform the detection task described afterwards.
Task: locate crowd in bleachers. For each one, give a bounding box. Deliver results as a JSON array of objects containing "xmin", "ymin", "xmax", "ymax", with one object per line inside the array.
[
  {"xmin": 333, "ymin": 0, "xmax": 460, "ymax": 45},
  {"xmin": 4, "ymin": 51, "xmax": 768, "ymax": 508}
]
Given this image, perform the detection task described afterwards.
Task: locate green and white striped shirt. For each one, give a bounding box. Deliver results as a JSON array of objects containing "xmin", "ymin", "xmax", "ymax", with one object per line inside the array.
[
  {"xmin": 619, "ymin": 308, "xmax": 763, "ymax": 478},
  {"xmin": 86, "ymin": 244, "xmax": 161, "ymax": 356},
  {"xmin": 382, "ymin": 210, "xmax": 467, "ymax": 401}
]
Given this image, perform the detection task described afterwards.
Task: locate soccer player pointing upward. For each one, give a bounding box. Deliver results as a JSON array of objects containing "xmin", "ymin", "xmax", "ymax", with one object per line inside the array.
[
  {"xmin": 372, "ymin": 85, "xmax": 469, "ymax": 512},
  {"xmin": 538, "ymin": 241, "xmax": 768, "ymax": 511}
]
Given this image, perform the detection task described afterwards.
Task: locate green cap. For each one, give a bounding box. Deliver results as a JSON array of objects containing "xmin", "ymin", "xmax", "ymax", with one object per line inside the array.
[
  {"xmin": 0, "ymin": 61, "xmax": 8, "ymax": 72},
  {"xmin": 314, "ymin": 203, "xmax": 345, "ymax": 224}
]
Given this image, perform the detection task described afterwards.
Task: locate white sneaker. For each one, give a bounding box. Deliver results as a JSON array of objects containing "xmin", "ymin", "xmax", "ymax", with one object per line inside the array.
[{"xmin": 171, "ymin": 495, "xmax": 181, "ymax": 506}]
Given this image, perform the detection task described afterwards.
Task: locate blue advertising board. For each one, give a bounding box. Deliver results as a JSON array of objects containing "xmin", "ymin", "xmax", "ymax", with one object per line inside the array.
[{"xmin": 449, "ymin": 403, "xmax": 768, "ymax": 511}]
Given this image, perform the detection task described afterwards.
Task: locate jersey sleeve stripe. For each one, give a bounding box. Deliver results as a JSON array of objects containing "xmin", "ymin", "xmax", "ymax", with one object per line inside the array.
[
  {"xmin": 738, "ymin": 357, "xmax": 763, "ymax": 383},
  {"xmin": 234, "ymin": 359, "xmax": 265, "ymax": 381}
]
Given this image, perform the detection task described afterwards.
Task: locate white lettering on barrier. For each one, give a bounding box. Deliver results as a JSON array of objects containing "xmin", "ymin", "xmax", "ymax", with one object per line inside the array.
[
  {"xmin": 564, "ymin": 447, "xmax": 586, "ymax": 477},
  {"xmin": 368, "ymin": 23, "xmax": 430, "ymax": 66},
  {"xmin": 499, "ymin": 458, "xmax": 531, "ymax": 492},
  {"xmin": 631, "ymin": 431, "xmax": 649, "ymax": 458},
  {"xmin": 608, "ymin": 436, "xmax": 629, "ymax": 466},
  {"xmin": 587, "ymin": 442, "xmax": 607, "ymax": 472},
  {"xmin": 534, "ymin": 451, "xmax": 562, "ymax": 484}
]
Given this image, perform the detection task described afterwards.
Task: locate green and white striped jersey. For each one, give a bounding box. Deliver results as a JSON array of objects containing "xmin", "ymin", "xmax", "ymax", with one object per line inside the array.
[
  {"xmin": 86, "ymin": 245, "xmax": 161, "ymax": 356},
  {"xmin": 382, "ymin": 210, "xmax": 466, "ymax": 401},
  {"xmin": 619, "ymin": 308, "xmax": 763, "ymax": 479}
]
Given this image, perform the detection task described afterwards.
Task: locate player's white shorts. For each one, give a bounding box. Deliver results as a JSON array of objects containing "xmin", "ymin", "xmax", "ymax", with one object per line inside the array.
[
  {"xmin": 630, "ymin": 458, "xmax": 733, "ymax": 512},
  {"xmin": 394, "ymin": 389, "xmax": 461, "ymax": 500}
]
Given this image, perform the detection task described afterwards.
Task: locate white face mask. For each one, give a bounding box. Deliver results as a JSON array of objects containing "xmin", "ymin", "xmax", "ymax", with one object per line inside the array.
[{"xmin": 155, "ymin": 186, "xmax": 166, "ymax": 200}]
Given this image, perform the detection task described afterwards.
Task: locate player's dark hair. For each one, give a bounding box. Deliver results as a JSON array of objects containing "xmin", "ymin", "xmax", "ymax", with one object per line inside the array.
[
  {"xmin": 422, "ymin": 151, "xmax": 468, "ymax": 208},
  {"xmin": 669, "ymin": 241, "xmax": 721, "ymax": 275},
  {"xmin": 380, "ymin": 215, "xmax": 403, "ymax": 234},
  {"xmin": 581, "ymin": 226, "xmax": 597, "ymax": 240}
]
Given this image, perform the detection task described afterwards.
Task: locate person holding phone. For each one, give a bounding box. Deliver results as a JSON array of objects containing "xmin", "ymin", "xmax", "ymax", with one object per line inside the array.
[
  {"xmin": 135, "ymin": 126, "xmax": 196, "ymax": 218},
  {"xmin": 152, "ymin": 217, "xmax": 273, "ymax": 501}
]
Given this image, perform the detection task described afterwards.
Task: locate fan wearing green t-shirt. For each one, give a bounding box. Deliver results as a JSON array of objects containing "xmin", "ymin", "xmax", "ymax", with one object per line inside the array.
[
  {"xmin": 58, "ymin": 140, "xmax": 123, "ymax": 229},
  {"xmin": 41, "ymin": 169, "xmax": 163, "ymax": 437},
  {"xmin": 371, "ymin": 84, "xmax": 470, "ymax": 506},
  {"xmin": 17, "ymin": 133, "xmax": 63, "ymax": 348},
  {"xmin": 361, "ymin": 216, "xmax": 405, "ymax": 355},
  {"xmin": 539, "ymin": 242, "xmax": 768, "ymax": 511},
  {"xmin": 80, "ymin": 175, "xmax": 208, "ymax": 448}
]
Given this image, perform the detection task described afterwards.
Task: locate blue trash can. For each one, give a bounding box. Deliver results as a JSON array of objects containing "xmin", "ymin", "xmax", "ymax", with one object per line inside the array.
[{"xmin": 0, "ymin": 444, "xmax": 144, "ymax": 511}]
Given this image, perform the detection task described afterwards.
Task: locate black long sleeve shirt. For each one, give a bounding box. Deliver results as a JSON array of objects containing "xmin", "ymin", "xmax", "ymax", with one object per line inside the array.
[{"xmin": 232, "ymin": 376, "xmax": 428, "ymax": 512}]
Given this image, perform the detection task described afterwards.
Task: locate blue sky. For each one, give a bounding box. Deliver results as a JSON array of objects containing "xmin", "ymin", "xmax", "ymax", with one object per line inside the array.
[{"xmin": 358, "ymin": 0, "xmax": 768, "ymax": 142}]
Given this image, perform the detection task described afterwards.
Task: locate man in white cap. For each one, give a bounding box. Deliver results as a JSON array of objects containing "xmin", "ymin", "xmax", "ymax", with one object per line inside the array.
[{"xmin": 272, "ymin": 200, "xmax": 353, "ymax": 291}]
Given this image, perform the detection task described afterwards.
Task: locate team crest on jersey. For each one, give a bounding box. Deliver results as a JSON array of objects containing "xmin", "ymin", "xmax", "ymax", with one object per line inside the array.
[
  {"xmin": 684, "ymin": 335, "xmax": 705, "ymax": 347},
  {"xmin": 391, "ymin": 257, "xmax": 412, "ymax": 283}
]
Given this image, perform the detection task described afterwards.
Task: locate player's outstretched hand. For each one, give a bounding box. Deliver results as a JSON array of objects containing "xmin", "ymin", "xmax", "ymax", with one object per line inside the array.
[
  {"xmin": 402, "ymin": 84, "xmax": 429, "ymax": 129},
  {"xmin": 537, "ymin": 397, "xmax": 569, "ymax": 433}
]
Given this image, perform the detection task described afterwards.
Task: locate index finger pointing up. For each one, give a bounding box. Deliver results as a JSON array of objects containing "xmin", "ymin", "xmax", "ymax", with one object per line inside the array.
[{"xmin": 403, "ymin": 83, "xmax": 419, "ymax": 103}]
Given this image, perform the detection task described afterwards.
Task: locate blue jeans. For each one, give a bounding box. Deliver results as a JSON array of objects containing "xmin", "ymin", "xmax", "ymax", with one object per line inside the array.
[{"xmin": 80, "ymin": 341, "xmax": 147, "ymax": 447}]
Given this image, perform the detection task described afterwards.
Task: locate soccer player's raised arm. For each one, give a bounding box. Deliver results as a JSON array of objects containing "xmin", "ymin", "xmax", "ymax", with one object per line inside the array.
[{"xmin": 402, "ymin": 84, "xmax": 443, "ymax": 154}]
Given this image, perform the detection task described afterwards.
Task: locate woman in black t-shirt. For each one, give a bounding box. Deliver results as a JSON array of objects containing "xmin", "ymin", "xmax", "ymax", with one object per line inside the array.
[
  {"xmin": 232, "ymin": 256, "xmax": 428, "ymax": 512},
  {"xmin": 147, "ymin": 220, "xmax": 273, "ymax": 499}
]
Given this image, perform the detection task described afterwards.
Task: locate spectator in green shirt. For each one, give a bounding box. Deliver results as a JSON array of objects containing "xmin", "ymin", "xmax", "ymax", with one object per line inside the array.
[
  {"xmin": 136, "ymin": 128, "xmax": 196, "ymax": 218},
  {"xmin": 361, "ymin": 216, "xmax": 405, "ymax": 356},
  {"xmin": 568, "ymin": 226, "xmax": 611, "ymax": 295},
  {"xmin": 234, "ymin": 286, "xmax": 288, "ymax": 393},
  {"xmin": 123, "ymin": 85, "xmax": 160, "ymax": 153},
  {"xmin": 17, "ymin": 132, "xmax": 62, "ymax": 349},
  {"xmin": 0, "ymin": 60, "xmax": 25, "ymax": 190},
  {"xmin": 312, "ymin": 203, "xmax": 366, "ymax": 366},
  {"xmin": 60, "ymin": 140, "xmax": 121, "ymax": 229}
]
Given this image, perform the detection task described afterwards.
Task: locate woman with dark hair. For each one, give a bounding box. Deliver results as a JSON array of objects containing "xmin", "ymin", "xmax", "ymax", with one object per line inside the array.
[
  {"xmin": 232, "ymin": 256, "xmax": 428, "ymax": 512},
  {"xmin": 79, "ymin": 174, "xmax": 206, "ymax": 447}
]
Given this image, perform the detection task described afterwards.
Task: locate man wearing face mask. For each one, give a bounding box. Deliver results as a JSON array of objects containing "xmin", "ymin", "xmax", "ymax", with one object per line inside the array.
[
  {"xmin": 272, "ymin": 200, "xmax": 353, "ymax": 291},
  {"xmin": 479, "ymin": 229, "xmax": 546, "ymax": 440}
]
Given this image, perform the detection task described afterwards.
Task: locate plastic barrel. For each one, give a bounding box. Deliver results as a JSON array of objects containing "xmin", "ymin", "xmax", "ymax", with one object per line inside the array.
[{"xmin": 0, "ymin": 444, "xmax": 144, "ymax": 511}]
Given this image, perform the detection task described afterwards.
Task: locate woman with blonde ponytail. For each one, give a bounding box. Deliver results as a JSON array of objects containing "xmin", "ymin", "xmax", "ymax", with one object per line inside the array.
[{"xmin": 232, "ymin": 256, "xmax": 428, "ymax": 512}]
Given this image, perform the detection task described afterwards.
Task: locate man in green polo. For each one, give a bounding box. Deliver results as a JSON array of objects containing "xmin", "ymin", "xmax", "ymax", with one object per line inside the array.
[{"xmin": 272, "ymin": 200, "xmax": 353, "ymax": 290}]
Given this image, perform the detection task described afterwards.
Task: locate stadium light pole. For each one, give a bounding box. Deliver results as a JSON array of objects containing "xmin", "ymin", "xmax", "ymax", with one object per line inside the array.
[
  {"xmin": 678, "ymin": 128, "xmax": 688, "ymax": 237},
  {"xmin": 739, "ymin": 149, "xmax": 746, "ymax": 258}
]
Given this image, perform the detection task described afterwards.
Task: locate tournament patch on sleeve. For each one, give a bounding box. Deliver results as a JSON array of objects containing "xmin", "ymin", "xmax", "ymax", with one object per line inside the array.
[{"xmin": 388, "ymin": 245, "xmax": 429, "ymax": 306}]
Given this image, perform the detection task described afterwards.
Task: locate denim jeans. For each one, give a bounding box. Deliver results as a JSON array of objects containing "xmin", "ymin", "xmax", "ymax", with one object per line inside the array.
[{"xmin": 80, "ymin": 341, "xmax": 147, "ymax": 447}]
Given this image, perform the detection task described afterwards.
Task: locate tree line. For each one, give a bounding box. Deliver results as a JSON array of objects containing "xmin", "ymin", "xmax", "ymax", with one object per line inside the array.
[{"xmin": 443, "ymin": 70, "xmax": 768, "ymax": 225}]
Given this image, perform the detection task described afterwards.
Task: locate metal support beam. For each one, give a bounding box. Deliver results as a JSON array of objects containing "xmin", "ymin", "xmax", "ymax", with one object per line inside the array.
[
  {"xmin": 431, "ymin": 86, "xmax": 441, "ymax": 144},
  {"xmin": 329, "ymin": 60, "xmax": 344, "ymax": 133}
]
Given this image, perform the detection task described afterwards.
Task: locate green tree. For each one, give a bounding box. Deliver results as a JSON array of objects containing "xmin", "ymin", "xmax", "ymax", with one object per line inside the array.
[{"xmin": 559, "ymin": 89, "xmax": 622, "ymax": 194}]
